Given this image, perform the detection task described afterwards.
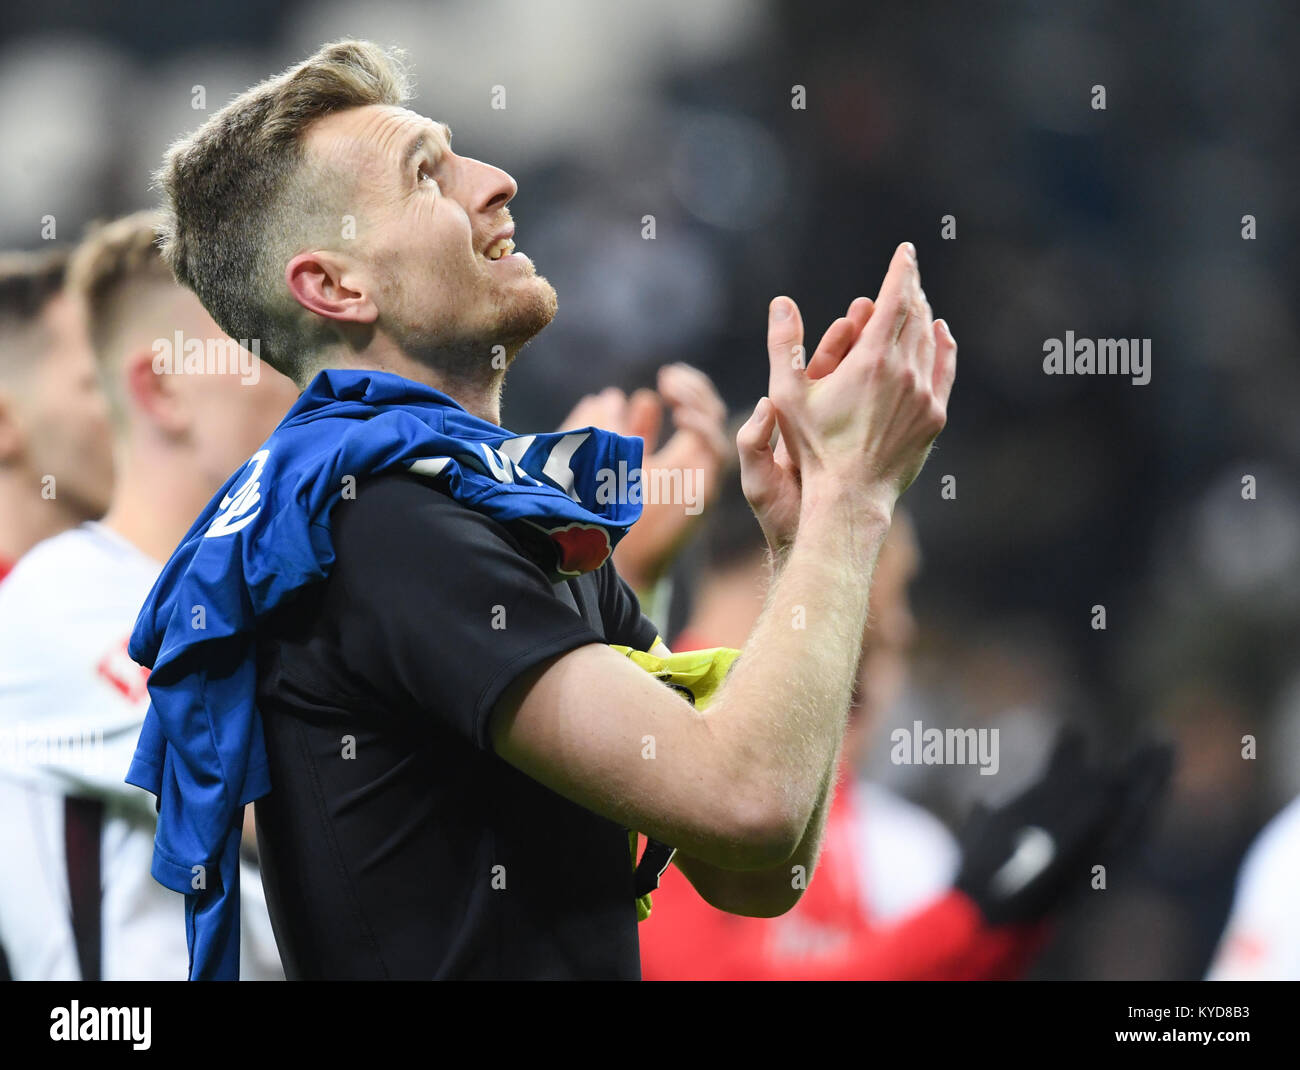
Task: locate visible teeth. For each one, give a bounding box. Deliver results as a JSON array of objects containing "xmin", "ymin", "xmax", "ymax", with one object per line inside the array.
[{"xmin": 485, "ymin": 237, "xmax": 516, "ymax": 261}]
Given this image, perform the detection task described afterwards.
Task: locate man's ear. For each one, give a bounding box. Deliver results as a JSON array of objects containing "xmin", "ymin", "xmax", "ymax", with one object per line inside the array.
[
  {"xmin": 123, "ymin": 345, "xmax": 188, "ymax": 436},
  {"xmin": 286, "ymin": 250, "xmax": 379, "ymax": 325}
]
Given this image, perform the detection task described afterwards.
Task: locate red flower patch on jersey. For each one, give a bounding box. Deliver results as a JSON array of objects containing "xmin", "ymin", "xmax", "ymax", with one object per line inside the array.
[{"xmin": 548, "ymin": 522, "xmax": 613, "ymax": 576}]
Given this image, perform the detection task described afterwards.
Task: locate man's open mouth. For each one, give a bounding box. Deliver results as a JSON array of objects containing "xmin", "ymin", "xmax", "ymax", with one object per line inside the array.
[{"xmin": 484, "ymin": 236, "xmax": 516, "ymax": 261}]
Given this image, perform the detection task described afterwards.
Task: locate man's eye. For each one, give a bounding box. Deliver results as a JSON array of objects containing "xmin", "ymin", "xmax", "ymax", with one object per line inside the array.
[{"xmin": 418, "ymin": 164, "xmax": 437, "ymax": 187}]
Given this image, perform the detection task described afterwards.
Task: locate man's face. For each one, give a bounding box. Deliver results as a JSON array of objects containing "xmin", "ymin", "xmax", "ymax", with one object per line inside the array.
[
  {"xmin": 305, "ymin": 104, "xmax": 557, "ymax": 366},
  {"xmin": 15, "ymin": 292, "xmax": 114, "ymax": 520}
]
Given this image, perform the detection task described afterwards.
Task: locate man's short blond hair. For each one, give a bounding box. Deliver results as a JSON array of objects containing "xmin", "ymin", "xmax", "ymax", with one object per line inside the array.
[
  {"xmin": 67, "ymin": 211, "xmax": 173, "ymax": 356},
  {"xmin": 155, "ymin": 39, "xmax": 411, "ymax": 384}
]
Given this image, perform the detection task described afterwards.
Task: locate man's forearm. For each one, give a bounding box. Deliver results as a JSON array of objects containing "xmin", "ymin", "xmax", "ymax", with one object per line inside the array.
[
  {"xmin": 755, "ymin": 528, "xmax": 842, "ymax": 892},
  {"xmin": 707, "ymin": 489, "xmax": 890, "ymax": 857},
  {"xmin": 783, "ymin": 749, "xmax": 839, "ymax": 884},
  {"xmin": 668, "ymin": 529, "xmax": 845, "ymax": 914},
  {"xmin": 672, "ymin": 756, "xmax": 839, "ymax": 916}
]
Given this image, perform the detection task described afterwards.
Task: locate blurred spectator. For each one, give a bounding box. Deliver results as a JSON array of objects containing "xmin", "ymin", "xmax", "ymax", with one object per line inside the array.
[
  {"xmin": 0, "ymin": 213, "xmax": 297, "ymax": 979},
  {"xmin": 0, "ymin": 249, "xmax": 114, "ymax": 580},
  {"xmin": 1206, "ymin": 795, "xmax": 1300, "ymax": 980},
  {"xmin": 640, "ymin": 482, "xmax": 1165, "ymax": 979}
]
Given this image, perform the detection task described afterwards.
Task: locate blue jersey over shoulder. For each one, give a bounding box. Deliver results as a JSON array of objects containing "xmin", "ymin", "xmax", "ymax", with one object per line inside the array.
[{"xmin": 126, "ymin": 368, "xmax": 644, "ymax": 980}]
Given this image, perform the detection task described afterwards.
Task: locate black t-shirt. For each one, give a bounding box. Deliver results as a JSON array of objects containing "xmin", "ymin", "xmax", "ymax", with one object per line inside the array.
[{"xmin": 252, "ymin": 473, "xmax": 660, "ymax": 979}]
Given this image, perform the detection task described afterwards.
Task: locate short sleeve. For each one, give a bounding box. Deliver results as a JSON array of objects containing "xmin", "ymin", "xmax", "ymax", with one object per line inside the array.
[
  {"xmin": 598, "ymin": 562, "xmax": 661, "ymax": 652},
  {"xmin": 326, "ymin": 475, "xmax": 607, "ymax": 750}
]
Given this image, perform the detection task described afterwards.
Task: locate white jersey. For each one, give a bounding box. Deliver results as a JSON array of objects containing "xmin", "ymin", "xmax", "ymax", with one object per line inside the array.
[
  {"xmin": 0, "ymin": 523, "xmax": 282, "ymax": 980},
  {"xmin": 850, "ymin": 780, "xmax": 960, "ymax": 922},
  {"xmin": 1206, "ymin": 796, "xmax": 1300, "ymax": 981}
]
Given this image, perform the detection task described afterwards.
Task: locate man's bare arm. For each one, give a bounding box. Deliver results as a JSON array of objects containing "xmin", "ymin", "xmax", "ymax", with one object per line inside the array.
[
  {"xmin": 491, "ymin": 242, "xmax": 954, "ymax": 875},
  {"xmin": 673, "ymin": 757, "xmax": 840, "ymax": 916},
  {"xmin": 665, "ymin": 547, "xmax": 853, "ymax": 915},
  {"xmin": 492, "ymin": 493, "xmax": 887, "ymax": 870}
]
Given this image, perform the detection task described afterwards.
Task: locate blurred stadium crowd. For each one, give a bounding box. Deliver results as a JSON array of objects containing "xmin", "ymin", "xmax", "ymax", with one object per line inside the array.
[{"xmin": 1, "ymin": 0, "xmax": 1297, "ymax": 980}]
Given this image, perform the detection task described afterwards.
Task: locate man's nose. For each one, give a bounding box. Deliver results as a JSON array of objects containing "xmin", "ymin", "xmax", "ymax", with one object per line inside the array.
[{"xmin": 468, "ymin": 158, "xmax": 516, "ymax": 215}]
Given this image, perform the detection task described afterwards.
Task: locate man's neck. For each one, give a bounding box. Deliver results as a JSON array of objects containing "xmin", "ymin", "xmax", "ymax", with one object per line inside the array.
[
  {"xmin": 0, "ymin": 472, "xmax": 82, "ymax": 564},
  {"xmin": 101, "ymin": 439, "xmax": 221, "ymax": 566},
  {"xmin": 319, "ymin": 344, "xmax": 510, "ymax": 426},
  {"xmin": 426, "ymin": 367, "xmax": 504, "ymax": 426}
]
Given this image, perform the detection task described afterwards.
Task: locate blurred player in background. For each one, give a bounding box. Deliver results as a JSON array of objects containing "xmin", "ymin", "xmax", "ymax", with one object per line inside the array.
[
  {"xmin": 636, "ymin": 459, "xmax": 1171, "ymax": 979},
  {"xmin": 1206, "ymin": 794, "xmax": 1300, "ymax": 980},
  {"xmin": 0, "ymin": 213, "xmax": 297, "ymax": 979},
  {"xmin": 0, "ymin": 248, "xmax": 115, "ymax": 980},
  {"xmin": 0, "ymin": 250, "xmax": 114, "ymax": 582}
]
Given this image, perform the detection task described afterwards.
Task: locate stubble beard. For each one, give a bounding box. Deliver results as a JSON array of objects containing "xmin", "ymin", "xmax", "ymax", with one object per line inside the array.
[
  {"xmin": 491, "ymin": 269, "xmax": 558, "ymax": 363},
  {"xmin": 417, "ymin": 272, "xmax": 558, "ymax": 379},
  {"xmin": 385, "ymin": 246, "xmax": 560, "ymax": 388}
]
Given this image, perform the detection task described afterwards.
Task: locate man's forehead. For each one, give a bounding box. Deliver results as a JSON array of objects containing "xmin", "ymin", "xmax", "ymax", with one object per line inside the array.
[{"xmin": 307, "ymin": 105, "xmax": 449, "ymax": 166}]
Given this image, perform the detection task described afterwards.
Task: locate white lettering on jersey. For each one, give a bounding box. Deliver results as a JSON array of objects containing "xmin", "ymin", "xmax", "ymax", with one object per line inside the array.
[
  {"xmin": 408, "ymin": 456, "xmax": 451, "ymax": 479},
  {"xmin": 540, "ymin": 432, "xmax": 589, "ymax": 501},
  {"xmin": 205, "ymin": 450, "xmax": 269, "ymax": 538},
  {"xmin": 478, "ymin": 442, "xmax": 543, "ymax": 488}
]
